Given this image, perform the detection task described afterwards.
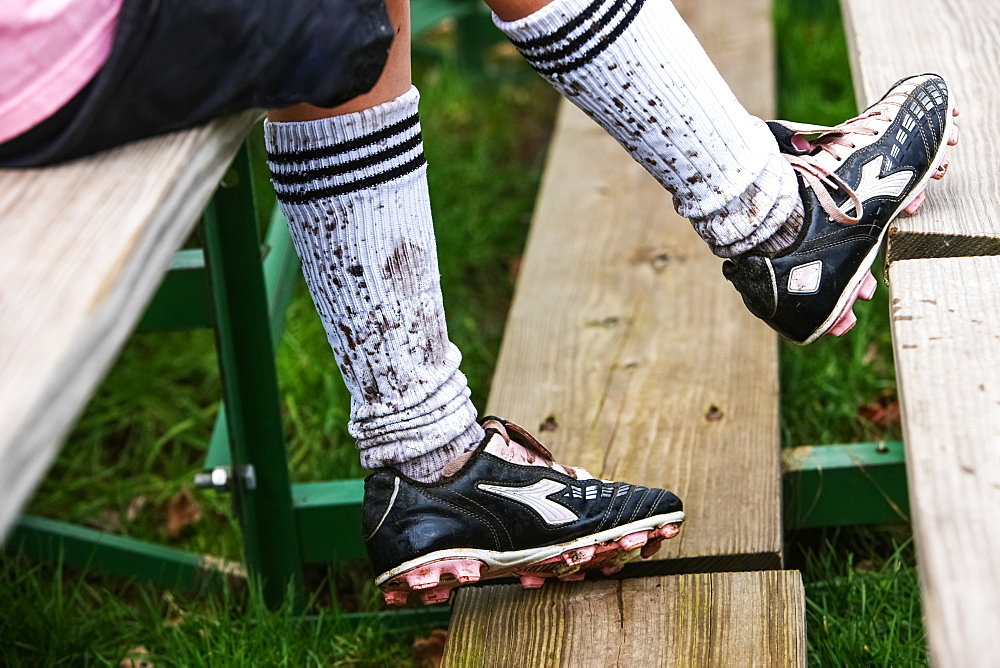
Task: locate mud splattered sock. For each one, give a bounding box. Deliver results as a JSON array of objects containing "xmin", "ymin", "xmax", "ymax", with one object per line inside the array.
[
  {"xmin": 265, "ymin": 87, "xmax": 484, "ymax": 482},
  {"xmin": 494, "ymin": 0, "xmax": 802, "ymax": 257}
]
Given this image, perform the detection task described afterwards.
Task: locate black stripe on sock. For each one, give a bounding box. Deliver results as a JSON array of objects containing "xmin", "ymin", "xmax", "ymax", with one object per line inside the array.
[
  {"xmin": 270, "ymin": 132, "xmax": 423, "ymax": 186},
  {"xmin": 519, "ymin": 0, "xmax": 630, "ymax": 66},
  {"xmin": 526, "ymin": 0, "xmax": 645, "ymax": 76},
  {"xmin": 275, "ymin": 154, "xmax": 427, "ymax": 205},
  {"xmin": 508, "ymin": 0, "xmax": 606, "ymax": 51},
  {"xmin": 267, "ymin": 114, "xmax": 419, "ymax": 166}
]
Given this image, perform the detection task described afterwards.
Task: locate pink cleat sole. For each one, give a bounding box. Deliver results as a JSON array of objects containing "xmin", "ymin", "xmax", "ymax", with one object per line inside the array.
[
  {"xmin": 827, "ymin": 270, "xmax": 879, "ymax": 338},
  {"xmin": 378, "ymin": 521, "xmax": 684, "ymax": 605}
]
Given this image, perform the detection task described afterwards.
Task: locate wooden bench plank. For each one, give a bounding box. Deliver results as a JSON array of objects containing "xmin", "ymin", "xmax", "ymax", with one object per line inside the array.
[
  {"xmin": 442, "ymin": 571, "xmax": 806, "ymax": 667},
  {"xmin": 0, "ymin": 112, "xmax": 259, "ymax": 539},
  {"xmin": 485, "ymin": 0, "xmax": 782, "ymax": 571},
  {"xmin": 841, "ymin": 1, "xmax": 1000, "ymax": 664}
]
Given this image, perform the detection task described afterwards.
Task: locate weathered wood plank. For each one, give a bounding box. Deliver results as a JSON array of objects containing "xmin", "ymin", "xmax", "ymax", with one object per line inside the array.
[
  {"xmin": 841, "ymin": 1, "xmax": 1000, "ymax": 664},
  {"xmin": 0, "ymin": 112, "xmax": 260, "ymax": 539},
  {"xmin": 485, "ymin": 0, "xmax": 782, "ymax": 570},
  {"xmin": 443, "ymin": 571, "xmax": 806, "ymax": 667}
]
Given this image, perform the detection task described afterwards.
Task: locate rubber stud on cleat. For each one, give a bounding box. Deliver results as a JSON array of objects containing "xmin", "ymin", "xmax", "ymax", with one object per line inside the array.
[
  {"xmin": 829, "ymin": 308, "xmax": 857, "ymax": 337},
  {"xmin": 641, "ymin": 538, "xmax": 664, "ymax": 559},
  {"xmin": 933, "ymin": 157, "xmax": 950, "ymax": 179},
  {"xmin": 858, "ymin": 271, "xmax": 878, "ymax": 301},
  {"xmin": 518, "ymin": 574, "xmax": 548, "ymax": 588},
  {"xmin": 562, "ymin": 544, "xmax": 597, "ymax": 567},
  {"xmin": 405, "ymin": 566, "xmax": 441, "ymax": 591},
  {"xmin": 559, "ymin": 572, "xmax": 587, "ymax": 582},
  {"xmin": 661, "ymin": 523, "xmax": 682, "ymax": 539},
  {"xmin": 601, "ymin": 564, "xmax": 624, "ymax": 576},
  {"xmin": 384, "ymin": 590, "xmax": 409, "ymax": 606},
  {"xmin": 451, "ymin": 560, "xmax": 483, "ymax": 583},
  {"xmin": 595, "ymin": 541, "xmax": 620, "ymax": 555},
  {"xmin": 420, "ymin": 588, "xmax": 452, "ymax": 605},
  {"xmin": 948, "ymin": 126, "xmax": 960, "ymax": 146},
  {"xmin": 903, "ymin": 190, "xmax": 927, "ymax": 215},
  {"xmin": 618, "ymin": 531, "xmax": 649, "ymax": 551}
]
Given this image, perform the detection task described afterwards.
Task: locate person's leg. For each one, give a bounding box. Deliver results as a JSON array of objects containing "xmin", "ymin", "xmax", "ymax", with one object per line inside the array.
[
  {"xmin": 487, "ymin": 0, "xmax": 957, "ymax": 342},
  {"xmin": 265, "ymin": 0, "xmax": 683, "ymax": 604},
  {"xmin": 266, "ymin": 0, "xmax": 484, "ymax": 482},
  {"xmin": 488, "ymin": 0, "xmax": 802, "ymax": 258}
]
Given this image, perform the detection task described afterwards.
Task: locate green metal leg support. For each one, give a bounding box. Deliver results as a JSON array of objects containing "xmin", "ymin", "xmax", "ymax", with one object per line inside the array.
[
  {"xmin": 202, "ymin": 145, "xmax": 305, "ymax": 608},
  {"xmin": 203, "ymin": 202, "xmax": 302, "ymax": 471},
  {"xmin": 7, "ymin": 516, "xmax": 242, "ymax": 593},
  {"xmin": 783, "ymin": 441, "xmax": 909, "ymax": 530}
]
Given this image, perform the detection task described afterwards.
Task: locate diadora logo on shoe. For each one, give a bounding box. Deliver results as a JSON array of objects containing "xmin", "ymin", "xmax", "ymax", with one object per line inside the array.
[
  {"xmin": 478, "ymin": 479, "xmax": 578, "ymax": 526},
  {"xmin": 842, "ymin": 156, "xmax": 915, "ymax": 217}
]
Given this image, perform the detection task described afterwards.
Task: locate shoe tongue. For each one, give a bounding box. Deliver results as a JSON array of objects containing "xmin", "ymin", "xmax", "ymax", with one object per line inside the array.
[{"xmin": 441, "ymin": 419, "xmax": 597, "ymax": 480}]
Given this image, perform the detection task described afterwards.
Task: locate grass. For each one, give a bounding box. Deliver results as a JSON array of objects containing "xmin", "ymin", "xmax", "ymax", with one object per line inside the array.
[
  {"xmin": 0, "ymin": 554, "xmax": 421, "ymax": 666},
  {"xmin": 2, "ymin": 1, "xmax": 927, "ymax": 665}
]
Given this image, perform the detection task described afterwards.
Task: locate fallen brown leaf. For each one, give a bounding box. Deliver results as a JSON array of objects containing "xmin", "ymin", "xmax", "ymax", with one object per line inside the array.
[
  {"xmin": 413, "ymin": 629, "xmax": 448, "ymax": 668},
  {"xmin": 120, "ymin": 646, "xmax": 153, "ymax": 667},
  {"xmin": 162, "ymin": 489, "xmax": 201, "ymax": 538},
  {"xmin": 858, "ymin": 395, "xmax": 901, "ymax": 430},
  {"xmin": 126, "ymin": 496, "xmax": 147, "ymax": 522}
]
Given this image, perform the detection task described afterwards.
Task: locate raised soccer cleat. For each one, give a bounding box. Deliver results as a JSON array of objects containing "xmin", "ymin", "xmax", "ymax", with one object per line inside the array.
[
  {"xmin": 363, "ymin": 417, "xmax": 684, "ymax": 605},
  {"xmin": 724, "ymin": 74, "xmax": 958, "ymax": 344}
]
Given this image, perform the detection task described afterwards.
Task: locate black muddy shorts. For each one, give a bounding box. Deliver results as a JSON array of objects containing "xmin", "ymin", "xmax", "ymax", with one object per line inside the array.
[{"xmin": 0, "ymin": 0, "xmax": 392, "ymax": 167}]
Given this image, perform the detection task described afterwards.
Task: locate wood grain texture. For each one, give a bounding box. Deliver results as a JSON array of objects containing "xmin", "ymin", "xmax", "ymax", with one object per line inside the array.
[
  {"xmin": 841, "ymin": 2, "xmax": 1000, "ymax": 664},
  {"xmin": 485, "ymin": 0, "xmax": 782, "ymax": 568},
  {"xmin": 842, "ymin": 0, "xmax": 998, "ymax": 239},
  {"xmin": 887, "ymin": 257, "xmax": 1000, "ymax": 667},
  {"xmin": 443, "ymin": 571, "xmax": 806, "ymax": 667},
  {"xmin": 0, "ymin": 112, "xmax": 259, "ymax": 539}
]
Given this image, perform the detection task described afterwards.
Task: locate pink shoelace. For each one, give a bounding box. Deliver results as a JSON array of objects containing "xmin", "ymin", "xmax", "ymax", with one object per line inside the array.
[{"xmin": 781, "ymin": 93, "xmax": 908, "ymax": 225}]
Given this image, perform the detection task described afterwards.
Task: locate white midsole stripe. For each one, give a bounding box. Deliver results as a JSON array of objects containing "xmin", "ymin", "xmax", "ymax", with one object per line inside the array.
[{"xmin": 374, "ymin": 510, "xmax": 685, "ymax": 585}]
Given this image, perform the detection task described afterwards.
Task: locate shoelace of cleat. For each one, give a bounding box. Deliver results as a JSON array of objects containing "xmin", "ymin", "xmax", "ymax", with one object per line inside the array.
[{"xmin": 782, "ymin": 93, "xmax": 907, "ymax": 225}]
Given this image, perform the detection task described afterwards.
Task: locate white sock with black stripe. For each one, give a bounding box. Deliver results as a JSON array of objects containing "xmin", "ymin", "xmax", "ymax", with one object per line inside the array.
[
  {"xmin": 265, "ymin": 87, "xmax": 484, "ymax": 482},
  {"xmin": 494, "ymin": 0, "xmax": 802, "ymax": 257}
]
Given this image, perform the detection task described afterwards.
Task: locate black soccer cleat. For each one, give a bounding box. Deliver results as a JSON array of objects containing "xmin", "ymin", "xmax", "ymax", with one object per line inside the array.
[
  {"xmin": 724, "ymin": 74, "xmax": 959, "ymax": 344},
  {"xmin": 363, "ymin": 417, "xmax": 684, "ymax": 605}
]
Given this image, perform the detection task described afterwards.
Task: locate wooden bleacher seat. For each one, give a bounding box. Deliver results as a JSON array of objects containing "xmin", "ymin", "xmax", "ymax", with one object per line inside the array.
[
  {"xmin": 443, "ymin": 0, "xmax": 805, "ymax": 663},
  {"xmin": 0, "ymin": 111, "xmax": 259, "ymax": 539},
  {"xmin": 840, "ymin": 1, "xmax": 1000, "ymax": 663},
  {"xmin": 443, "ymin": 572, "xmax": 805, "ymax": 667}
]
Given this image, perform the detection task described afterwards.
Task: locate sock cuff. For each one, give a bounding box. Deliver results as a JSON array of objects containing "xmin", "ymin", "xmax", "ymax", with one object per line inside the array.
[
  {"xmin": 265, "ymin": 86, "xmax": 420, "ymax": 149},
  {"xmin": 494, "ymin": 0, "xmax": 646, "ymax": 75},
  {"xmin": 265, "ymin": 87, "xmax": 425, "ymax": 205}
]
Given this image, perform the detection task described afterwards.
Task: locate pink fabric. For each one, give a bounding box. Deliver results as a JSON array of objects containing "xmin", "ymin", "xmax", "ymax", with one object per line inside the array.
[{"xmin": 0, "ymin": 0, "xmax": 123, "ymax": 144}]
